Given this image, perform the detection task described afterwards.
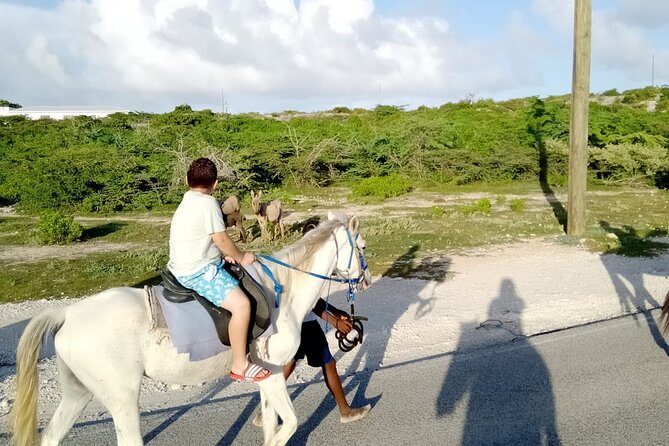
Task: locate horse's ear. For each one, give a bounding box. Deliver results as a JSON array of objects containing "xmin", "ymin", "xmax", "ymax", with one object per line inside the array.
[
  {"xmin": 348, "ymin": 216, "xmax": 360, "ymax": 233},
  {"xmin": 327, "ymin": 210, "xmax": 336, "ymax": 221},
  {"xmin": 250, "ymin": 190, "xmax": 256, "ymax": 198}
]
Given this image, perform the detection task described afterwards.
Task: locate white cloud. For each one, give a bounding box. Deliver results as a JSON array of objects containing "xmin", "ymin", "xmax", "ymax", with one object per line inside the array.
[
  {"xmin": 25, "ymin": 36, "xmax": 70, "ymax": 85},
  {"xmin": 615, "ymin": 0, "xmax": 669, "ymax": 28},
  {"xmin": 0, "ymin": 0, "xmax": 666, "ymax": 112},
  {"xmin": 531, "ymin": 0, "xmax": 573, "ymax": 33}
]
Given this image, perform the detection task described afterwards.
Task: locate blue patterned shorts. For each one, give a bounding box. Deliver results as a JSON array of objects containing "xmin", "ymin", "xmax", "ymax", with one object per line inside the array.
[{"xmin": 176, "ymin": 259, "xmax": 239, "ymax": 307}]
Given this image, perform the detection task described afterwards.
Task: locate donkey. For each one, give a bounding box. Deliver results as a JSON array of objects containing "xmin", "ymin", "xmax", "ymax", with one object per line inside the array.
[
  {"xmin": 220, "ymin": 195, "xmax": 247, "ymax": 242},
  {"xmin": 251, "ymin": 190, "xmax": 285, "ymax": 240}
]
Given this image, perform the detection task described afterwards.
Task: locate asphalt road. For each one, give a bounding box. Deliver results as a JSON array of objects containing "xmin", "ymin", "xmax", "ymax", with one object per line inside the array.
[{"xmin": 25, "ymin": 310, "xmax": 669, "ymax": 445}]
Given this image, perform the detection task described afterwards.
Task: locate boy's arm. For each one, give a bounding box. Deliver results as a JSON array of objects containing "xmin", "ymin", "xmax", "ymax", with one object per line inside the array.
[
  {"xmin": 211, "ymin": 231, "xmax": 255, "ymax": 265},
  {"xmin": 313, "ymin": 298, "xmax": 353, "ymax": 333}
]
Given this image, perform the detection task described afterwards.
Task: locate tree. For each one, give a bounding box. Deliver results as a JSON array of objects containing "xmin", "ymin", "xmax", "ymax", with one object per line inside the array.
[{"xmin": 0, "ymin": 99, "xmax": 21, "ymax": 108}]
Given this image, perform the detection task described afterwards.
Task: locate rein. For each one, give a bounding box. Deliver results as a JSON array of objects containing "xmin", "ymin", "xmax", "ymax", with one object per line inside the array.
[
  {"xmin": 256, "ymin": 224, "xmax": 370, "ymax": 352},
  {"xmin": 256, "ymin": 225, "xmax": 368, "ymax": 306}
]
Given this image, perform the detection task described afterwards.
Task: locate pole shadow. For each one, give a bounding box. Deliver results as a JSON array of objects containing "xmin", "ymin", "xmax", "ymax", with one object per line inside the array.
[
  {"xmin": 437, "ymin": 279, "xmax": 561, "ymax": 445},
  {"xmin": 528, "ymin": 97, "xmax": 567, "ymax": 232},
  {"xmin": 599, "ymin": 221, "xmax": 669, "ymax": 355}
]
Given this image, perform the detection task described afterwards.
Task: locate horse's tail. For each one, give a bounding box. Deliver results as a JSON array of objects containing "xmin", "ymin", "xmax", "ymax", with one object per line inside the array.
[
  {"xmin": 660, "ymin": 289, "xmax": 669, "ymax": 335},
  {"xmin": 11, "ymin": 308, "xmax": 67, "ymax": 446}
]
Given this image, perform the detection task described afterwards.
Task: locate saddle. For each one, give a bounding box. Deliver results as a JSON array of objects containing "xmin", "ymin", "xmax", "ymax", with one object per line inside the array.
[{"xmin": 159, "ymin": 263, "xmax": 272, "ymax": 346}]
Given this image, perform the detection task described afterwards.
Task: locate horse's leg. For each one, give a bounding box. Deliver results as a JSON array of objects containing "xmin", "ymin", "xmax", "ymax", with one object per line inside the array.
[
  {"xmin": 40, "ymin": 357, "xmax": 93, "ymax": 446},
  {"xmin": 258, "ymin": 382, "xmax": 279, "ymax": 444},
  {"xmin": 60, "ymin": 335, "xmax": 144, "ymax": 446},
  {"xmin": 100, "ymin": 388, "xmax": 143, "ymax": 446},
  {"xmin": 257, "ymin": 375, "xmax": 298, "ymax": 446},
  {"xmin": 79, "ymin": 353, "xmax": 143, "ymax": 446}
]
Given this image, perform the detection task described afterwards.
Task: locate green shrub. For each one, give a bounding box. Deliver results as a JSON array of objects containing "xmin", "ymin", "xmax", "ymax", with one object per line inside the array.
[
  {"xmin": 351, "ymin": 174, "xmax": 411, "ymax": 199},
  {"xmin": 461, "ymin": 198, "xmax": 492, "ymax": 216},
  {"xmin": 509, "ymin": 198, "xmax": 527, "ymax": 212},
  {"xmin": 37, "ymin": 211, "xmax": 83, "ymax": 245},
  {"xmin": 589, "ymin": 143, "xmax": 669, "ymax": 184},
  {"xmin": 621, "ymin": 86, "xmax": 659, "ymax": 104},
  {"xmin": 430, "ymin": 206, "xmax": 446, "ymax": 217}
]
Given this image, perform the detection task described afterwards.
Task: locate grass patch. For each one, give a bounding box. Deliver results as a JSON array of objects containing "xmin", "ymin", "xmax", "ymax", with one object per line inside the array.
[
  {"xmin": 509, "ymin": 198, "xmax": 527, "ymax": 212},
  {"xmin": 0, "ymin": 248, "xmax": 167, "ymax": 303},
  {"xmin": 1, "ymin": 186, "xmax": 668, "ymax": 301},
  {"xmin": 460, "ymin": 198, "xmax": 492, "ymax": 216},
  {"xmin": 350, "ymin": 174, "xmax": 412, "ymax": 199}
]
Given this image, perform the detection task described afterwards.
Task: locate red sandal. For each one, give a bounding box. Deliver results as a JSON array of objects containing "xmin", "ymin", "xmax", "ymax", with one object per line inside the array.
[{"xmin": 229, "ymin": 361, "xmax": 271, "ymax": 383}]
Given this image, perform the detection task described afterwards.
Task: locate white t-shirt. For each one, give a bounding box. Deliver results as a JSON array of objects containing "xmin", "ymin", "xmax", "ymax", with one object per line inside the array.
[{"xmin": 168, "ymin": 191, "xmax": 226, "ymax": 277}]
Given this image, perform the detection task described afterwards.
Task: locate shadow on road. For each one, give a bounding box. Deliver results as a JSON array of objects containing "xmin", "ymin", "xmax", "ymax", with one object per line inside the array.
[
  {"xmin": 288, "ymin": 244, "xmax": 449, "ymax": 445},
  {"xmin": 436, "ymin": 279, "xmax": 561, "ymax": 445},
  {"xmin": 599, "ymin": 221, "xmax": 669, "ymax": 356}
]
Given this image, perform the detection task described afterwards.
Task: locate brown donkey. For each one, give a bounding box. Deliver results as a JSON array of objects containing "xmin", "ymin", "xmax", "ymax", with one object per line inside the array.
[
  {"xmin": 250, "ymin": 190, "xmax": 285, "ymax": 240},
  {"xmin": 219, "ymin": 195, "xmax": 247, "ymax": 242}
]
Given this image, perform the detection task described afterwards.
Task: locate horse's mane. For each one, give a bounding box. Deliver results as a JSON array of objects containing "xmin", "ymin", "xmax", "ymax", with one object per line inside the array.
[{"xmin": 269, "ymin": 218, "xmax": 344, "ymax": 286}]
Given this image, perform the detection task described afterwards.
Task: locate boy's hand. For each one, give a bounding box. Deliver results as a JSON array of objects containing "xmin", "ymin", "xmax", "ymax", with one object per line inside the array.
[
  {"xmin": 334, "ymin": 315, "xmax": 353, "ymax": 334},
  {"xmin": 240, "ymin": 251, "xmax": 257, "ymax": 266},
  {"xmin": 223, "ymin": 255, "xmax": 237, "ymax": 264}
]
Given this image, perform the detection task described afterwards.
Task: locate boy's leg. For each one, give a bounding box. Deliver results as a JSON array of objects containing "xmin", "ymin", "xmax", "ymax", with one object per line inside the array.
[
  {"xmin": 283, "ymin": 360, "xmax": 297, "ymax": 380},
  {"xmin": 300, "ymin": 321, "xmax": 370, "ymax": 423},
  {"xmin": 219, "ymin": 287, "xmax": 267, "ymax": 378},
  {"xmin": 322, "ymin": 359, "xmax": 350, "ymax": 412},
  {"xmin": 322, "ymin": 359, "xmax": 370, "ymax": 422}
]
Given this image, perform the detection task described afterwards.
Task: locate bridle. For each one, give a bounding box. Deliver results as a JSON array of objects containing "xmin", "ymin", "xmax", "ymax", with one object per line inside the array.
[
  {"xmin": 257, "ymin": 224, "xmax": 369, "ymax": 303},
  {"xmin": 256, "ymin": 223, "xmax": 370, "ymax": 351}
]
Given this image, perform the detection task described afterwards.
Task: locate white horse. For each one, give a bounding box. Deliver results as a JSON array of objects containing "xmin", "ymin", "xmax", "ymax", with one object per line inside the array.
[{"xmin": 11, "ymin": 212, "xmax": 370, "ymax": 446}]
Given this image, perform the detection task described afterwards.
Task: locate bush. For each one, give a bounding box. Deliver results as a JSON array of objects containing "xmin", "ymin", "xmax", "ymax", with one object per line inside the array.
[
  {"xmin": 461, "ymin": 198, "xmax": 492, "ymax": 216},
  {"xmin": 37, "ymin": 211, "xmax": 83, "ymax": 245},
  {"xmin": 601, "ymin": 89, "xmax": 620, "ymax": 96},
  {"xmin": 430, "ymin": 206, "xmax": 446, "ymax": 217},
  {"xmin": 589, "ymin": 143, "xmax": 669, "ymax": 184},
  {"xmin": 509, "ymin": 198, "xmax": 527, "ymax": 212},
  {"xmin": 351, "ymin": 174, "xmax": 411, "ymax": 199}
]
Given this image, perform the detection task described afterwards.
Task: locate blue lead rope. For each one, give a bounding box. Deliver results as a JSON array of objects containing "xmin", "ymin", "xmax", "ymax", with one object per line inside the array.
[
  {"xmin": 257, "ymin": 254, "xmax": 361, "ymax": 286},
  {"xmin": 256, "ymin": 260, "xmax": 283, "ymax": 308},
  {"xmin": 256, "ymin": 253, "xmax": 363, "ymax": 307}
]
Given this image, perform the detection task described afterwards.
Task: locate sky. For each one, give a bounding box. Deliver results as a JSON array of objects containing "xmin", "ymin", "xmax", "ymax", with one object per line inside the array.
[{"xmin": 0, "ymin": 0, "xmax": 668, "ymax": 114}]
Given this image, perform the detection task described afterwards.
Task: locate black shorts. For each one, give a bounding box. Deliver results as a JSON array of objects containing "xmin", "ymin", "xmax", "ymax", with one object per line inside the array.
[{"xmin": 294, "ymin": 320, "xmax": 334, "ymax": 367}]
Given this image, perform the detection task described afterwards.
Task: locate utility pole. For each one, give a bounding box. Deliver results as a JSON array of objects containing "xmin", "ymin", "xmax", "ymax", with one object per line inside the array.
[{"xmin": 567, "ymin": 0, "xmax": 591, "ymax": 236}]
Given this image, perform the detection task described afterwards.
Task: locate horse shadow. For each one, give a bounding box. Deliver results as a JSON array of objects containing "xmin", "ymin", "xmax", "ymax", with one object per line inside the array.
[
  {"xmin": 0, "ymin": 319, "xmax": 55, "ymax": 381},
  {"xmin": 287, "ymin": 244, "xmax": 449, "ymax": 444},
  {"xmin": 599, "ymin": 221, "xmax": 669, "ymax": 355},
  {"xmin": 436, "ymin": 279, "xmax": 561, "ymax": 445}
]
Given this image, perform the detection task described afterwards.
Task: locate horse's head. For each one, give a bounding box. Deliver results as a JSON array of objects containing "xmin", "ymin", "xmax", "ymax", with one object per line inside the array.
[{"xmin": 328, "ymin": 211, "xmax": 372, "ymax": 291}]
